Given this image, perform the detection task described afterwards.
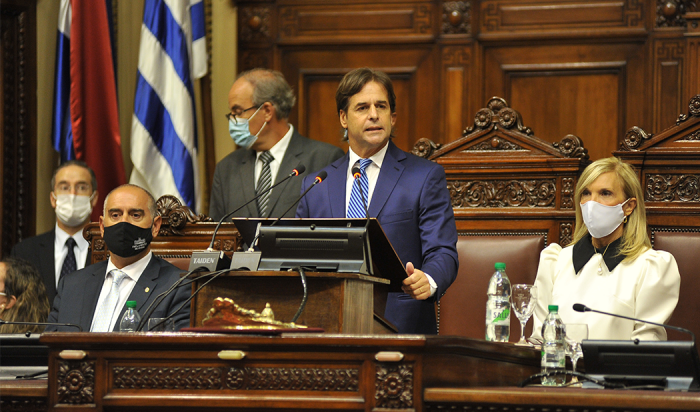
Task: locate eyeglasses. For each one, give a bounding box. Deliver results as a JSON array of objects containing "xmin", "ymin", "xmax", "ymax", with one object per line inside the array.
[
  {"xmin": 225, "ymin": 105, "xmax": 259, "ymax": 125},
  {"xmin": 0, "ymin": 292, "xmax": 6, "ymax": 296},
  {"xmin": 54, "ymin": 182, "xmax": 92, "ymax": 195}
]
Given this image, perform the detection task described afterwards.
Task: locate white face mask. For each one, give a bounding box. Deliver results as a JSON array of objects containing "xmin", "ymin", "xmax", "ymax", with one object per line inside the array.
[
  {"xmin": 53, "ymin": 193, "xmax": 95, "ymax": 227},
  {"xmin": 580, "ymin": 199, "xmax": 630, "ymax": 239}
]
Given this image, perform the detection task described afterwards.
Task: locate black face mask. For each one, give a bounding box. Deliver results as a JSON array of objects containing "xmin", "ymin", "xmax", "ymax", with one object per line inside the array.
[{"xmin": 103, "ymin": 221, "xmax": 154, "ymax": 258}]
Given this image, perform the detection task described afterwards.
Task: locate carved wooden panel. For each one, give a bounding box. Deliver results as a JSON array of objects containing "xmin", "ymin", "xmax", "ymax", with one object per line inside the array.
[
  {"xmin": 480, "ymin": 0, "xmax": 645, "ymax": 39},
  {"xmin": 227, "ymin": 367, "xmax": 359, "ymax": 391},
  {"xmin": 375, "ymin": 363, "xmax": 414, "ymax": 409},
  {"xmin": 653, "ymin": 38, "xmax": 685, "ymax": 132},
  {"xmin": 448, "ymin": 179, "xmax": 556, "ymax": 208},
  {"xmin": 656, "ymin": 0, "xmax": 698, "ymax": 28},
  {"xmin": 0, "ymin": 399, "xmax": 47, "ymax": 412},
  {"xmin": 56, "ymin": 361, "xmax": 95, "ymax": 405},
  {"xmin": 1, "ymin": 0, "xmax": 36, "ymax": 258},
  {"xmin": 113, "ymin": 366, "xmax": 223, "ymax": 390},
  {"xmin": 278, "ymin": 2, "xmax": 433, "ymax": 43},
  {"xmin": 442, "ymin": 1, "xmax": 472, "ymax": 36}
]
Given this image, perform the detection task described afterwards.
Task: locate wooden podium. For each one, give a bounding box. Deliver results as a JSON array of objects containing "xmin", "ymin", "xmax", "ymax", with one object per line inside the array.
[{"xmin": 190, "ymin": 270, "xmax": 393, "ymax": 334}]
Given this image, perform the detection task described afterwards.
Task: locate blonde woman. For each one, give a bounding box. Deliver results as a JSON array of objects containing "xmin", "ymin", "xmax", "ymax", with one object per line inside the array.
[
  {"xmin": 532, "ymin": 157, "xmax": 680, "ymax": 340},
  {"xmin": 0, "ymin": 257, "xmax": 51, "ymax": 334}
]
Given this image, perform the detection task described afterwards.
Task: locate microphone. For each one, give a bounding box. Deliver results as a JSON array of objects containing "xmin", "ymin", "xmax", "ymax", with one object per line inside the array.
[
  {"xmin": 573, "ymin": 303, "xmax": 695, "ymax": 342},
  {"xmin": 189, "ymin": 164, "xmax": 306, "ymax": 271},
  {"xmin": 0, "ymin": 319, "xmax": 83, "ymax": 332}
]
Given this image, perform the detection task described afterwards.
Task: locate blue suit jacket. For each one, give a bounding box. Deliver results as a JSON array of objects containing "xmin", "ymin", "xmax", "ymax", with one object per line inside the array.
[
  {"xmin": 46, "ymin": 255, "xmax": 191, "ymax": 331},
  {"xmin": 296, "ymin": 141, "xmax": 458, "ymax": 334}
]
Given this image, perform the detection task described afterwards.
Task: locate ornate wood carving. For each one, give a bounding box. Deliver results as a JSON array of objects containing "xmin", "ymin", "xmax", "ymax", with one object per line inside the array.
[
  {"xmin": 464, "ymin": 137, "xmax": 524, "ymax": 152},
  {"xmin": 412, "ymin": 137, "xmax": 441, "ymax": 159},
  {"xmin": 448, "ymin": 179, "xmax": 557, "ymax": 208},
  {"xmin": 679, "ymin": 129, "xmax": 700, "ymax": 140},
  {"xmin": 646, "ymin": 174, "xmax": 700, "ymax": 202},
  {"xmin": 552, "ymin": 135, "xmax": 589, "ymax": 160},
  {"xmin": 442, "ymin": 1, "xmax": 471, "ymax": 35},
  {"xmin": 113, "ymin": 366, "xmax": 222, "ymax": 389},
  {"xmin": 375, "ymin": 363, "xmax": 413, "ymax": 409},
  {"xmin": 226, "ymin": 367, "xmax": 359, "ymax": 391},
  {"xmin": 560, "ymin": 222, "xmax": 573, "ymax": 246},
  {"xmin": 56, "ymin": 361, "xmax": 95, "ymax": 405},
  {"xmin": 0, "ymin": 399, "xmax": 47, "ymax": 412},
  {"xmin": 463, "ymin": 97, "xmax": 533, "ymax": 136},
  {"xmin": 621, "ymin": 126, "xmax": 653, "ymax": 150},
  {"xmin": 239, "ymin": 49, "xmax": 271, "ymax": 71},
  {"xmin": 677, "ymin": 94, "xmax": 700, "ymax": 124},
  {"xmin": 561, "ymin": 177, "xmax": 575, "ymax": 209},
  {"xmin": 656, "ymin": 0, "xmax": 698, "ymax": 28},
  {"xmin": 239, "ymin": 6, "xmax": 271, "ymax": 42},
  {"xmin": 156, "ymin": 195, "xmax": 212, "ymax": 236},
  {"xmin": 1, "ymin": 1, "xmax": 36, "ymax": 257}
]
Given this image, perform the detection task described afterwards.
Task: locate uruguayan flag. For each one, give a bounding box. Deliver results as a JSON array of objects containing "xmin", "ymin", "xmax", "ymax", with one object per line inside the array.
[
  {"xmin": 52, "ymin": 0, "xmax": 73, "ymax": 161},
  {"xmin": 130, "ymin": 0, "xmax": 207, "ymax": 212}
]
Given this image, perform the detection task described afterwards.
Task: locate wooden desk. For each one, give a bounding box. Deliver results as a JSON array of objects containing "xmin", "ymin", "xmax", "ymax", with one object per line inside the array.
[
  {"xmin": 35, "ymin": 333, "xmax": 537, "ymax": 411},
  {"xmin": 424, "ymin": 387, "xmax": 700, "ymax": 411}
]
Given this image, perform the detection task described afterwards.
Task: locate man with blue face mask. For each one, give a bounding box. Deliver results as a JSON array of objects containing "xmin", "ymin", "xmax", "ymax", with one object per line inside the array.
[
  {"xmin": 209, "ymin": 68, "xmax": 344, "ymax": 220},
  {"xmin": 11, "ymin": 160, "xmax": 98, "ymax": 305}
]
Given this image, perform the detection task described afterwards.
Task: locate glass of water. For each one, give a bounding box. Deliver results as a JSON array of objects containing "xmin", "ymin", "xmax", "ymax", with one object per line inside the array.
[
  {"xmin": 511, "ymin": 284, "xmax": 537, "ymax": 346},
  {"xmin": 565, "ymin": 323, "xmax": 589, "ymax": 384}
]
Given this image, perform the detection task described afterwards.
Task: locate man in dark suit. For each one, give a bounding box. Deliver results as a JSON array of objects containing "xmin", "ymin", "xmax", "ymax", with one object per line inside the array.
[
  {"xmin": 209, "ymin": 68, "xmax": 344, "ymax": 220},
  {"xmin": 11, "ymin": 161, "xmax": 98, "ymax": 304},
  {"xmin": 46, "ymin": 184, "xmax": 190, "ymax": 331},
  {"xmin": 296, "ymin": 68, "xmax": 459, "ymax": 334}
]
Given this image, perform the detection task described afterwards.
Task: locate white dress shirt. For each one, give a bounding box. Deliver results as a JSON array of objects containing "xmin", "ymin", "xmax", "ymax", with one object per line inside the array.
[
  {"xmin": 531, "ymin": 243, "xmax": 680, "ymax": 340},
  {"xmin": 54, "ymin": 223, "xmax": 90, "ymax": 287},
  {"xmin": 89, "ymin": 253, "xmax": 153, "ymax": 332},
  {"xmin": 254, "ymin": 124, "xmax": 294, "ymax": 186}
]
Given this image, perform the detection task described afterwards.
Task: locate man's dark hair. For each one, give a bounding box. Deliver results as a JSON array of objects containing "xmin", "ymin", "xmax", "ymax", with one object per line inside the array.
[
  {"xmin": 335, "ymin": 67, "xmax": 396, "ymax": 115},
  {"xmin": 50, "ymin": 160, "xmax": 98, "ymax": 192}
]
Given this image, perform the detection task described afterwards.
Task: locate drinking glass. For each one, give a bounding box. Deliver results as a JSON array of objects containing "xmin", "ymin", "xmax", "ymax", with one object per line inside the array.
[
  {"xmin": 147, "ymin": 318, "xmax": 175, "ymax": 332},
  {"xmin": 565, "ymin": 323, "xmax": 589, "ymax": 384},
  {"xmin": 511, "ymin": 284, "xmax": 537, "ymax": 346}
]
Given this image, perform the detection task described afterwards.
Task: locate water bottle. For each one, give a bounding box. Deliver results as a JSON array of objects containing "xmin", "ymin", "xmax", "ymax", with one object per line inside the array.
[
  {"xmin": 541, "ymin": 304, "xmax": 566, "ymax": 385},
  {"xmin": 485, "ymin": 262, "xmax": 511, "ymax": 342},
  {"xmin": 119, "ymin": 300, "xmax": 141, "ymax": 332}
]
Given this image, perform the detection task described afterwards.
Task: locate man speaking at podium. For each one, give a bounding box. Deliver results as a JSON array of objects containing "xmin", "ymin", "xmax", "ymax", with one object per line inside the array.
[{"xmin": 296, "ymin": 68, "xmax": 459, "ymax": 334}]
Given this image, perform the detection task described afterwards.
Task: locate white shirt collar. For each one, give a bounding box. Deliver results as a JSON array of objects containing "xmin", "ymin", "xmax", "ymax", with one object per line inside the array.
[
  {"xmin": 347, "ymin": 140, "xmax": 389, "ymax": 174},
  {"xmin": 257, "ymin": 124, "xmax": 294, "ymax": 162},
  {"xmin": 105, "ymin": 252, "xmax": 153, "ymax": 283},
  {"xmin": 54, "ymin": 222, "xmax": 89, "ymax": 252}
]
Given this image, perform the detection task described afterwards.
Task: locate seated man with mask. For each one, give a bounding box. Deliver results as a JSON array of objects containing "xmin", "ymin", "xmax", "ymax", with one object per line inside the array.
[{"xmin": 46, "ymin": 184, "xmax": 190, "ymax": 331}]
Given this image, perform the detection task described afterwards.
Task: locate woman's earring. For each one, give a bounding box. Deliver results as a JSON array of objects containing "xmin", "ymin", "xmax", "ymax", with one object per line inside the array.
[{"xmin": 623, "ymin": 215, "xmax": 628, "ymax": 224}]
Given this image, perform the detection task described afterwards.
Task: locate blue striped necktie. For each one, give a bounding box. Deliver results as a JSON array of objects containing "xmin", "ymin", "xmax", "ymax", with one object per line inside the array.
[{"xmin": 347, "ymin": 159, "xmax": 373, "ymax": 218}]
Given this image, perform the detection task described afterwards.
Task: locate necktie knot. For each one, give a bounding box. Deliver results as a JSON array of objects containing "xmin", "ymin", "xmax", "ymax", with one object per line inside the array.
[
  {"xmin": 110, "ymin": 269, "xmax": 128, "ymax": 288},
  {"xmin": 65, "ymin": 237, "xmax": 77, "ymax": 249},
  {"xmin": 259, "ymin": 151, "xmax": 274, "ymax": 165},
  {"xmin": 359, "ymin": 158, "xmax": 372, "ymax": 173}
]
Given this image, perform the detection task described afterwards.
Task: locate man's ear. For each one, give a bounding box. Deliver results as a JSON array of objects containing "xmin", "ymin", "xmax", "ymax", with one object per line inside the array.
[
  {"xmin": 50, "ymin": 192, "xmax": 57, "ymax": 209},
  {"xmin": 152, "ymin": 215, "xmax": 162, "ymax": 238},
  {"xmin": 262, "ymin": 102, "xmax": 275, "ymax": 122},
  {"xmin": 339, "ymin": 110, "xmax": 348, "ymax": 129},
  {"xmin": 90, "ymin": 191, "xmax": 99, "ymax": 208}
]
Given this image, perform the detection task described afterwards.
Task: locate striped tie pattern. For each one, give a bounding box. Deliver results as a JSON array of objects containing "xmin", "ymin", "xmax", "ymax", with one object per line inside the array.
[
  {"xmin": 347, "ymin": 159, "xmax": 373, "ymax": 218},
  {"xmin": 256, "ymin": 151, "xmax": 274, "ymax": 216},
  {"xmin": 91, "ymin": 269, "xmax": 128, "ymax": 332}
]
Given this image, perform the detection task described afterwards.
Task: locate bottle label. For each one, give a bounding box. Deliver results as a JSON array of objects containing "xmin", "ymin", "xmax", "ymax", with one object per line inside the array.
[{"xmin": 490, "ymin": 308, "xmax": 510, "ymax": 325}]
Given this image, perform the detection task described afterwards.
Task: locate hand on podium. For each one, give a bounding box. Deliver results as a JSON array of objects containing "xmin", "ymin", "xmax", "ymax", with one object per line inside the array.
[{"xmin": 401, "ymin": 262, "xmax": 432, "ymax": 301}]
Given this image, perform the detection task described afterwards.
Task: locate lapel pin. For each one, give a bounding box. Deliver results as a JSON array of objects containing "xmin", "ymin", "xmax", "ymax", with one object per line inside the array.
[{"xmin": 145, "ymin": 287, "xmax": 150, "ymax": 293}]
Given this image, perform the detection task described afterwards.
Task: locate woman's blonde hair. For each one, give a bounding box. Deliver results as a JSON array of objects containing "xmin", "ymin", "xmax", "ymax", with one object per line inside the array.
[
  {"xmin": 572, "ymin": 157, "xmax": 651, "ymax": 262},
  {"xmin": 0, "ymin": 257, "xmax": 51, "ymax": 334}
]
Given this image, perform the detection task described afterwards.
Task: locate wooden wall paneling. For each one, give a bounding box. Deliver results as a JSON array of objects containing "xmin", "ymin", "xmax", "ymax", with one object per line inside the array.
[
  {"xmin": 280, "ymin": 46, "xmax": 440, "ymax": 153},
  {"xmin": 685, "ymin": 12, "xmax": 700, "ymax": 104},
  {"xmin": 441, "ymin": 45, "xmax": 473, "ymax": 144},
  {"xmin": 482, "ymin": 42, "xmax": 647, "ymax": 161},
  {"xmin": 651, "ymin": 32, "xmax": 686, "ymax": 133},
  {"xmin": 1, "ymin": 0, "xmax": 37, "ymax": 258},
  {"xmin": 237, "ymin": 2, "xmax": 275, "ymax": 72},
  {"xmin": 478, "ymin": 0, "xmax": 646, "ymax": 41}
]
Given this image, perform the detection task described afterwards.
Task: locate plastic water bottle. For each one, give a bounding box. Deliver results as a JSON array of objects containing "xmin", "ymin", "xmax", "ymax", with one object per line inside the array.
[
  {"xmin": 119, "ymin": 300, "xmax": 141, "ymax": 332},
  {"xmin": 541, "ymin": 304, "xmax": 566, "ymax": 385},
  {"xmin": 485, "ymin": 262, "xmax": 511, "ymax": 342}
]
